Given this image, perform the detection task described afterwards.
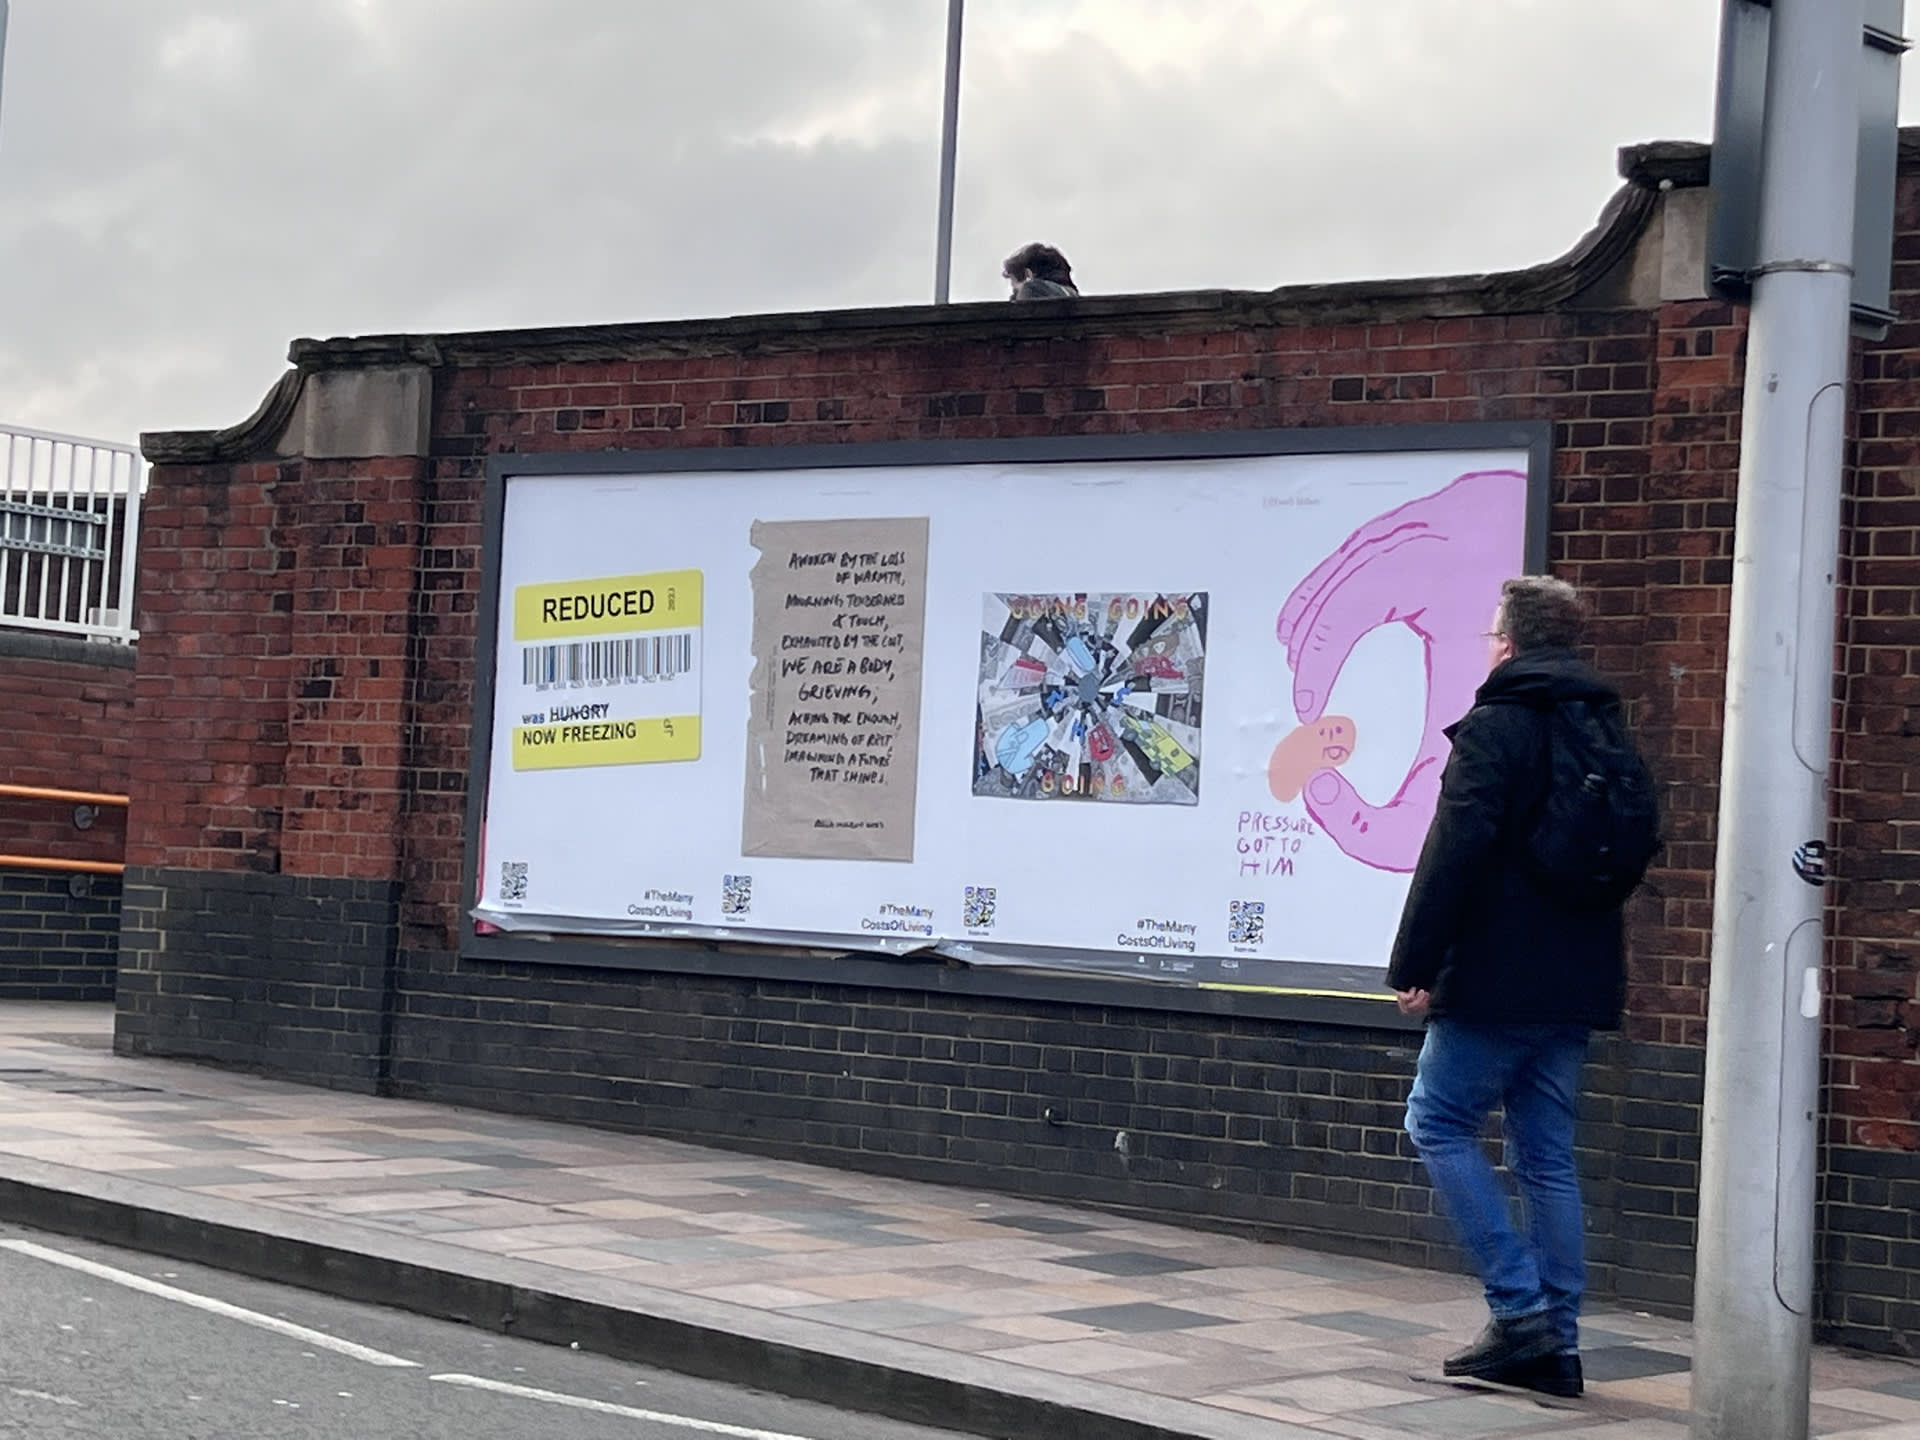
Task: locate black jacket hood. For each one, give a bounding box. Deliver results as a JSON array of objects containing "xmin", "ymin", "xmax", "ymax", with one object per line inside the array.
[{"xmin": 1473, "ymin": 647, "xmax": 1620, "ymax": 709}]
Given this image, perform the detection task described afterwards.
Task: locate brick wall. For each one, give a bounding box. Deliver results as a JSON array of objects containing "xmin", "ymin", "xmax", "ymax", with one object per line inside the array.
[
  {"xmin": 0, "ymin": 631, "xmax": 133, "ymax": 997},
  {"xmin": 111, "ymin": 143, "xmax": 1920, "ymax": 1349},
  {"xmin": 120, "ymin": 460, "xmax": 290, "ymax": 875},
  {"xmin": 1812, "ymin": 163, "xmax": 1920, "ymax": 1351},
  {"xmin": 375, "ymin": 294, "xmax": 1708, "ymax": 1313}
]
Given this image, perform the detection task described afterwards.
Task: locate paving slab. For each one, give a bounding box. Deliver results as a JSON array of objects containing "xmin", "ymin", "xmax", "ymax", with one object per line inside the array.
[{"xmin": 0, "ymin": 1003, "xmax": 1912, "ymax": 1440}]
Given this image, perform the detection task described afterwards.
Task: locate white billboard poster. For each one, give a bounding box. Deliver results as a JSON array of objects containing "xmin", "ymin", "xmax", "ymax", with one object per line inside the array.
[{"xmin": 472, "ymin": 439, "xmax": 1537, "ymax": 986}]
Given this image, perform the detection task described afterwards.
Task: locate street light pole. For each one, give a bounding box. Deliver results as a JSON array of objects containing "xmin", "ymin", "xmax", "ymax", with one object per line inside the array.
[
  {"xmin": 1690, "ymin": 3, "xmax": 1865, "ymax": 1438},
  {"xmin": 0, "ymin": 0, "xmax": 11, "ymax": 144},
  {"xmin": 933, "ymin": 0, "xmax": 963, "ymax": 304}
]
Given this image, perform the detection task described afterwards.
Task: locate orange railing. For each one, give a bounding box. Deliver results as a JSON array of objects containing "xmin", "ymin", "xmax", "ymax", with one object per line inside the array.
[{"xmin": 0, "ymin": 782, "xmax": 128, "ymax": 875}]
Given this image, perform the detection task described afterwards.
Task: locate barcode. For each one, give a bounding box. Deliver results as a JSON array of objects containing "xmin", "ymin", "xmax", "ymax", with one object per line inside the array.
[{"xmin": 523, "ymin": 634, "xmax": 694, "ymax": 690}]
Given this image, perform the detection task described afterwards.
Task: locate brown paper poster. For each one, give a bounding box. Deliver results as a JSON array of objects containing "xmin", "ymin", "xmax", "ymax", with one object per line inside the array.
[{"xmin": 743, "ymin": 517, "xmax": 930, "ymax": 861}]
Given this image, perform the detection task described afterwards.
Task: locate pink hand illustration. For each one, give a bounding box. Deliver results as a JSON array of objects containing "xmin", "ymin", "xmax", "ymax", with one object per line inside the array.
[{"xmin": 1275, "ymin": 470, "xmax": 1527, "ymax": 872}]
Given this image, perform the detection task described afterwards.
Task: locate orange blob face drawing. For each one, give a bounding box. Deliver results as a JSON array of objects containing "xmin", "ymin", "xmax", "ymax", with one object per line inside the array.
[{"xmin": 1267, "ymin": 716, "xmax": 1358, "ymax": 803}]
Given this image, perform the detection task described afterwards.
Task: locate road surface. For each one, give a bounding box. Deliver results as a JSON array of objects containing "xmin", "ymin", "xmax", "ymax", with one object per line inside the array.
[{"xmin": 0, "ymin": 1221, "xmax": 984, "ymax": 1439}]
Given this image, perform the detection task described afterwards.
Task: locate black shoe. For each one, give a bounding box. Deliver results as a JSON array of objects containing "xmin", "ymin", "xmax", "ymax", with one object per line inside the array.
[
  {"xmin": 1442, "ymin": 1312, "xmax": 1560, "ymax": 1378},
  {"xmin": 1487, "ymin": 1349, "xmax": 1583, "ymax": 1398}
]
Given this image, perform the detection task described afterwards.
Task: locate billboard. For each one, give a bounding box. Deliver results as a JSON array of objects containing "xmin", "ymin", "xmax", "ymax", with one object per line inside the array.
[{"xmin": 467, "ymin": 428, "xmax": 1548, "ymax": 993}]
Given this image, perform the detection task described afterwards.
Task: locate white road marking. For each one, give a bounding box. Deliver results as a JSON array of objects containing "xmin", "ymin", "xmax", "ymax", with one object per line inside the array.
[
  {"xmin": 430, "ymin": 1374, "xmax": 821, "ymax": 1439},
  {"xmin": 0, "ymin": 1240, "xmax": 419, "ymax": 1369},
  {"xmin": 9, "ymin": 1387, "xmax": 81, "ymax": 1408}
]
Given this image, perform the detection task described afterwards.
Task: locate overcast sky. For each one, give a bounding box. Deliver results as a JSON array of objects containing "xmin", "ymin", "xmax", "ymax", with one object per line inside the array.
[{"xmin": 0, "ymin": 1, "xmax": 1910, "ymax": 445}]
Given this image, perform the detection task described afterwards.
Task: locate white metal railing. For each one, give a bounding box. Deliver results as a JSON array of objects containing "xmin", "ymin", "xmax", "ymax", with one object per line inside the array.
[{"xmin": 0, "ymin": 423, "xmax": 143, "ymax": 644}]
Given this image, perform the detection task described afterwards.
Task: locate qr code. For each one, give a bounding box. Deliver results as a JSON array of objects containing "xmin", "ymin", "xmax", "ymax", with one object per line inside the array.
[
  {"xmin": 500, "ymin": 861, "xmax": 529, "ymax": 902},
  {"xmin": 1227, "ymin": 899, "xmax": 1265, "ymax": 946},
  {"xmin": 721, "ymin": 874, "xmax": 752, "ymax": 916},
  {"xmin": 963, "ymin": 885, "xmax": 997, "ymax": 930}
]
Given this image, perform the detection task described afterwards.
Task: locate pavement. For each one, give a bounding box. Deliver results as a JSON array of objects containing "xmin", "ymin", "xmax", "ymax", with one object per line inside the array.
[{"xmin": 0, "ymin": 1005, "xmax": 1916, "ymax": 1440}]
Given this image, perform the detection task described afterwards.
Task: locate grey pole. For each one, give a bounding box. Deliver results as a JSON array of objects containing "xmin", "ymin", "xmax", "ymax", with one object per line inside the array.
[
  {"xmin": 0, "ymin": 0, "xmax": 10, "ymax": 143},
  {"xmin": 933, "ymin": 0, "xmax": 963, "ymax": 304},
  {"xmin": 1690, "ymin": 3, "xmax": 1865, "ymax": 1438}
]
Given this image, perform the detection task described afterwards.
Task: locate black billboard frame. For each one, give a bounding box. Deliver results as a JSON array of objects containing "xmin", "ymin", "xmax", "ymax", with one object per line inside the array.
[{"xmin": 461, "ymin": 421, "xmax": 1553, "ymax": 1028}]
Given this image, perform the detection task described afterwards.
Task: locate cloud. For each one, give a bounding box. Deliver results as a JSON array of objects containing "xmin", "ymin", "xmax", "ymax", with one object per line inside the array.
[{"xmin": 0, "ymin": 0, "xmax": 1888, "ymax": 442}]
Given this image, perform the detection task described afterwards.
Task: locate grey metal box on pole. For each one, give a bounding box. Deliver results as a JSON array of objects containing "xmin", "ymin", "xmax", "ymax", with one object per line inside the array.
[{"xmin": 1707, "ymin": 0, "xmax": 1908, "ymax": 338}]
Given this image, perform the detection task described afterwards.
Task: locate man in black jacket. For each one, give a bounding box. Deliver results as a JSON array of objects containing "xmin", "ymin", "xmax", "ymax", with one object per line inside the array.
[{"xmin": 1388, "ymin": 575, "xmax": 1629, "ymax": 1400}]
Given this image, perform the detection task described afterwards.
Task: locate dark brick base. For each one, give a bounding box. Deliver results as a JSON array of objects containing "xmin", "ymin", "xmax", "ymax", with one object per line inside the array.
[
  {"xmin": 0, "ymin": 868, "xmax": 120, "ymax": 1000},
  {"xmin": 1821, "ymin": 1146, "xmax": 1920, "ymax": 1358},
  {"xmin": 114, "ymin": 866, "xmax": 397, "ymax": 1090}
]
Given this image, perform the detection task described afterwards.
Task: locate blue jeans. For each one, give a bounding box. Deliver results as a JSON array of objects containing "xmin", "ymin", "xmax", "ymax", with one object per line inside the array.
[{"xmin": 1404, "ymin": 1019, "xmax": 1590, "ymax": 1351}]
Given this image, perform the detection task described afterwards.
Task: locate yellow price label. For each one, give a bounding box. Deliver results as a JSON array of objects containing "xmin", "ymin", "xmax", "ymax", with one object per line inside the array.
[
  {"xmin": 511, "ymin": 715, "xmax": 701, "ymax": 770},
  {"xmin": 514, "ymin": 570, "xmax": 702, "ymax": 641}
]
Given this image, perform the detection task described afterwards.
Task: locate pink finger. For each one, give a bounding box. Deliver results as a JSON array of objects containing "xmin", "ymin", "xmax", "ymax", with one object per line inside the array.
[
  {"xmin": 1287, "ymin": 530, "xmax": 1444, "ymax": 721},
  {"xmin": 1277, "ymin": 541, "xmax": 1358, "ymax": 647},
  {"xmin": 1286, "ymin": 468, "xmax": 1520, "ymax": 645},
  {"xmin": 1277, "ymin": 511, "xmax": 1427, "ymax": 648}
]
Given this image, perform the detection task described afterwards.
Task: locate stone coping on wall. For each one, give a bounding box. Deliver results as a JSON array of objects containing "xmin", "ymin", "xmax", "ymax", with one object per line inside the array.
[
  {"xmin": 0, "ymin": 629, "xmax": 137, "ymax": 669},
  {"xmin": 139, "ymin": 140, "xmax": 1741, "ymax": 468}
]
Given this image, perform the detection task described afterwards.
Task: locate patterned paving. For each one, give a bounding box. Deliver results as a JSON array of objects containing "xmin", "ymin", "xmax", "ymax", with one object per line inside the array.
[{"xmin": 0, "ymin": 1004, "xmax": 1916, "ymax": 1438}]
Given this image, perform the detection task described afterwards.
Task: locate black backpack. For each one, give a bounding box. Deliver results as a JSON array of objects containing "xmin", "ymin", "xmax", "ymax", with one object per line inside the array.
[{"xmin": 1519, "ymin": 699, "xmax": 1662, "ymax": 911}]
